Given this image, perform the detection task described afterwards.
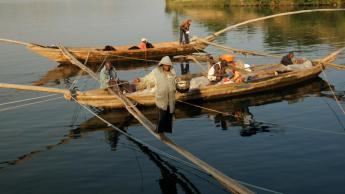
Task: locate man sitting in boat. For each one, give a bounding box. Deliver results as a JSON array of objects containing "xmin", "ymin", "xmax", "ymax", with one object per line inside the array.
[
  {"xmin": 100, "ymin": 61, "xmax": 135, "ymax": 93},
  {"xmin": 133, "ymin": 56, "xmax": 176, "ymax": 134},
  {"xmin": 280, "ymin": 51, "xmax": 313, "ymax": 71},
  {"xmin": 207, "ymin": 54, "xmax": 234, "ymax": 84},
  {"xmin": 100, "ymin": 61, "xmax": 118, "ymax": 89},
  {"xmin": 281, "ymin": 51, "xmax": 295, "ymax": 66},
  {"xmin": 138, "ymin": 38, "xmax": 154, "ymax": 50}
]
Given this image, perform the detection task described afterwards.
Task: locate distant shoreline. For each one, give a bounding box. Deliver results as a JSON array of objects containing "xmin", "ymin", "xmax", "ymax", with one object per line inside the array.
[{"xmin": 166, "ymin": 0, "xmax": 344, "ymax": 7}]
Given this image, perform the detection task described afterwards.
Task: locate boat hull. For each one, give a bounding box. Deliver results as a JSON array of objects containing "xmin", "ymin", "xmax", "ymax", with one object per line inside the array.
[
  {"xmin": 27, "ymin": 41, "xmax": 208, "ymax": 65},
  {"xmin": 74, "ymin": 64, "xmax": 323, "ymax": 109}
]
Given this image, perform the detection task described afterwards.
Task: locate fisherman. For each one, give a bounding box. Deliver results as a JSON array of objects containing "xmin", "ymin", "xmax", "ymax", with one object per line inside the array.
[
  {"xmin": 280, "ymin": 51, "xmax": 313, "ymax": 71},
  {"xmin": 280, "ymin": 51, "xmax": 295, "ymax": 66},
  {"xmin": 179, "ymin": 19, "xmax": 192, "ymax": 44},
  {"xmin": 133, "ymin": 56, "xmax": 176, "ymax": 134},
  {"xmin": 100, "ymin": 61, "xmax": 118, "ymax": 89},
  {"xmin": 207, "ymin": 54, "xmax": 234, "ymax": 83},
  {"xmin": 138, "ymin": 38, "xmax": 147, "ymax": 50}
]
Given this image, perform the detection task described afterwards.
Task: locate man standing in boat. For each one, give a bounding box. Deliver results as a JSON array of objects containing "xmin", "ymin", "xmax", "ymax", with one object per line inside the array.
[
  {"xmin": 179, "ymin": 19, "xmax": 192, "ymax": 44},
  {"xmin": 133, "ymin": 56, "xmax": 176, "ymax": 133}
]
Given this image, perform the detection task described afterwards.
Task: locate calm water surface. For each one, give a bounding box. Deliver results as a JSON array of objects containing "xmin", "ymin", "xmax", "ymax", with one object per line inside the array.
[{"xmin": 1, "ymin": 1, "xmax": 345, "ymax": 194}]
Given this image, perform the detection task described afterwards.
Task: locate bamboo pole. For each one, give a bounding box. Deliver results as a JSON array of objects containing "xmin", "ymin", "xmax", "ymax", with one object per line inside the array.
[
  {"xmin": 0, "ymin": 38, "xmax": 33, "ymax": 47},
  {"xmin": 59, "ymin": 45, "xmax": 254, "ymax": 194},
  {"xmin": 195, "ymin": 37, "xmax": 283, "ymax": 58},
  {"xmin": 204, "ymin": 9, "xmax": 345, "ymax": 41},
  {"xmin": 0, "ymin": 83, "xmax": 69, "ymax": 94},
  {"xmin": 324, "ymin": 63, "xmax": 345, "ymax": 71}
]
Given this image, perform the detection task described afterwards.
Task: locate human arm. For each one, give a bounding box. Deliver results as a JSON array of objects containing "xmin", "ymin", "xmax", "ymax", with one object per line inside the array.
[
  {"xmin": 100, "ymin": 69, "xmax": 110, "ymax": 89},
  {"xmin": 133, "ymin": 69, "xmax": 156, "ymax": 89}
]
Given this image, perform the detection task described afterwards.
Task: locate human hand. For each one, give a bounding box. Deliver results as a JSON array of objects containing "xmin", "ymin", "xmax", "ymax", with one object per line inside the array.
[{"xmin": 132, "ymin": 78, "xmax": 140, "ymax": 83}]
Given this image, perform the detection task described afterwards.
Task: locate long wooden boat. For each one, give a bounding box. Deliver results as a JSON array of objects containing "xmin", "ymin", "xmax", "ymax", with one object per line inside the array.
[
  {"xmin": 70, "ymin": 44, "xmax": 343, "ymax": 109},
  {"xmin": 0, "ymin": 38, "xmax": 212, "ymax": 65},
  {"xmin": 72, "ymin": 62, "xmax": 324, "ymax": 109},
  {"xmin": 2, "ymin": 43, "xmax": 341, "ymax": 111},
  {"xmin": 0, "ymin": 62, "xmax": 327, "ymax": 109},
  {"xmin": 1, "ymin": 9, "xmax": 343, "ymax": 66},
  {"xmin": 76, "ymin": 78, "xmax": 331, "ymax": 130}
]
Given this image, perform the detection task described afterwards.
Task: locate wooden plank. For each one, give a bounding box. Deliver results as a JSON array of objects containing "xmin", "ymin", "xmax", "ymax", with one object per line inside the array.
[{"xmin": 59, "ymin": 45, "xmax": 254, "ymax": 194}]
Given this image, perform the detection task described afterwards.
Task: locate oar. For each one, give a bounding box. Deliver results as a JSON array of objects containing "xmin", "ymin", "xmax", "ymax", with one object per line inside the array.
[{"xmin": 58, "ymin": 45, "xmax": 254, "ymax": 194}]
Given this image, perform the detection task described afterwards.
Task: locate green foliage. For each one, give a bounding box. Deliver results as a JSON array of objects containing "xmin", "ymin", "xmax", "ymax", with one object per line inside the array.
[{"xmin": 166, "ymin": 0, "xmax": 345, "ymax": 6}]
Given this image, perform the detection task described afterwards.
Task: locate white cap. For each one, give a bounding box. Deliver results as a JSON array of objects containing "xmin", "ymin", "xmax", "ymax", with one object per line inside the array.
[{"xmin": 141, "ymin": 38, "xmax": 147, "ymax": 42}]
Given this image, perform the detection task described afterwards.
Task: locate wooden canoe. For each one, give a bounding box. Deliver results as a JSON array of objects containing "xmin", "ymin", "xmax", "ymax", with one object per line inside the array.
[
  {"xmin": 72, "ymin": 62, "xmax": 324, "ymax": 109},
  {"xmin": 0, "ymin": 38, "xmax": 211, "ymax": 65},
  {"xmin": 76, "ymin": 77, "xmax": 330, "ymax": 130}
]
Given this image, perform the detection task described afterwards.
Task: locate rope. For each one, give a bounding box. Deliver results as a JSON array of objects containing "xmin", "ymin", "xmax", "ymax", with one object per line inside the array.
[
  {"xmin": 70, "ymin": 96, "xmax": 282, "ymax": 194},
  {"xmin": 60, "ymin": 45, "xmax": 283, "ymax": 193},
  {"xmin": 194, "ymin": 36, "xmax": 283, "ymax": 58},
  {"xmin": 282, "ymin": 124, "xmax": 345, "ymax": 135},
  {"xmin": 69, "ymin": 96, "xmax": 204, "ymax": 171},
  {"xmin": 178, "ymin": 99, "xmax": 345, "ymax": 135},
  {"xmin": 321, "ymin": 70, "xmax": 345, "ymax": 116},
  {"xmin": 0, "ymin": 94, "xmax": 58, "ymax": 106},
  {"xmin": 187, "ymin": 55, "xmax": 207, "ymax": 72},
  {"xmin": 321, "ymin": 97, "xmax": 345, "ymax": 129},
  {"xmin": 0, "ymin": 96, "xmax": 63, "ymax": 112},
  {"xmin": 178, "ymin": 99, "xmax": 276, "ymax": 125},
  {"xmin": 68, "ymin": 50, "xmax": 98, "ymax": 91},
  {"xmin": 177, "ymin": 100, "xmax": 232, "ymax": 116},
  {"xmin": 103, "ymin": 52, "xmax": 159, "ymax": 63}
]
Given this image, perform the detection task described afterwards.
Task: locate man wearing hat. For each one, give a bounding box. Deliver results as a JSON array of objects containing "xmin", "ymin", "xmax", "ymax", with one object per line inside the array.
[
  {"xmin": 138, "ymin": 38, "xmax": 147, "ymax": 50},
  {"xmin": 133, "ymin": 56, "xmax": 176, "ymax": 133},
  {"xmin": 207, "ymin": 54, "xmax": 234, "ymax": 83}
]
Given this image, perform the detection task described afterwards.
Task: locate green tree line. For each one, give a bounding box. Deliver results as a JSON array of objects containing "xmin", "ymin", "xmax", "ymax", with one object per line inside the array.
[{"xmin": 166, "ymin": 0, "xmax": 344, "ymax": 6}]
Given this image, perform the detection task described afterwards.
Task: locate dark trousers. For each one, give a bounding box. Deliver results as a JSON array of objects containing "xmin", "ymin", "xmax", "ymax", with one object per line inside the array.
[
  {"xmin": 179, "ymin": 29, "xmax": 189, "ymax": 44},
  {"xmin": 156, "ymin": 106, "xmax": 173, "ymax": 133}
]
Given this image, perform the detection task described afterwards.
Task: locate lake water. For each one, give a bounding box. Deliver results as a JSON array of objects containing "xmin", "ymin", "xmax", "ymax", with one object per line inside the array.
[{"xmin": 1, "ymin": 1, "xmax": 345, "ymax": 194}]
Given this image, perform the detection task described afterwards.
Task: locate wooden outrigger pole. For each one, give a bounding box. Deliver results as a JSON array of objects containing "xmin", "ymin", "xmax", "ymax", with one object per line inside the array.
[
  {"xmin": 58, "ymin": 45, "xmax": 254, "ymax": 194},
  {"xmin": 204, "ymin": 8, "xmax": 345, "ymax": 41}
]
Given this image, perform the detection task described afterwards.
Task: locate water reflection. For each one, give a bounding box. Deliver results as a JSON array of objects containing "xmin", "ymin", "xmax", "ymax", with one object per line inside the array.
[
  {"xmin": 33, "ymin": 61, "xmax": 156, "ymax": 86},
  {"xmin": 126, "ymin": 134, "xmax": 201, "ymax": 194},
  {"xmin": 180, "ymin": 61, "xmax": 190, "ymax": 75},
  {"xmin": 70, "ymin": 126, "xmax": 202, "ymax": 194},
  {"xmin": 34, "ymin": 58, "xmax": 197, "ymax": 86},
  {"xmin": 78, "ymin": 78, "xmax": 332, "ymax": 135},
  {"xmin": 0, "ymin": 77, "xmax": 337, "ymax": 171},
  {"xmin": 0, "ymin": 77, "xmax": 339, "ymax": 194},
  {"xmin": 166, "ymin": 5, "xmax": 345, "ymax": 49}
]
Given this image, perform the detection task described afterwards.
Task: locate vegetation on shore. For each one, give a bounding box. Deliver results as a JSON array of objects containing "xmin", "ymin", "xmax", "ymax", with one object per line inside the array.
[{"xmin": 166, "ymin": 0, "xmax": 344, "ymax": 7}]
